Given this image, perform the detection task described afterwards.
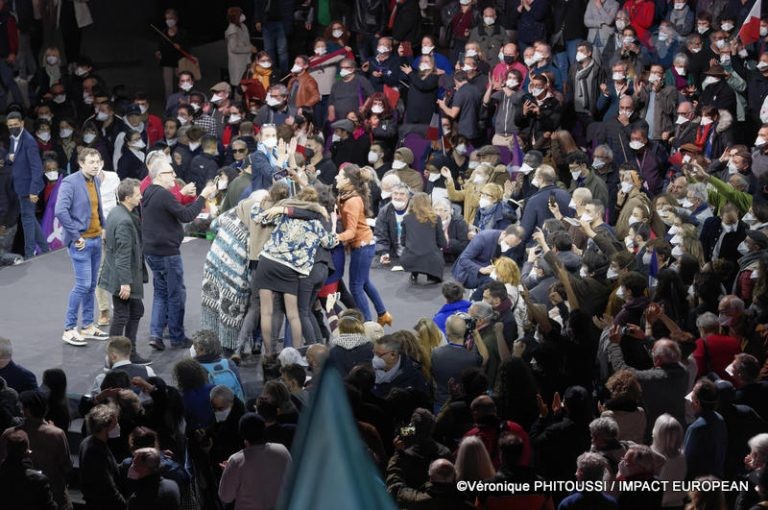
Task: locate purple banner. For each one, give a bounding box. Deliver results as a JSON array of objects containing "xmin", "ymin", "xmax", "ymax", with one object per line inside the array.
[{"xmin": 41, "ymin": 178, "xmax": 64, "ymax": 251}]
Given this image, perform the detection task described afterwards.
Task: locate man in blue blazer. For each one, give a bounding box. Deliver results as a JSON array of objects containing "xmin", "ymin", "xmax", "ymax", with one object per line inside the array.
[
  {"xmin": 55, "ymin": 148, "xmax": 109, "ymax": 346},
  {"xmin": 452, "ymin": 225, "xmax": 524, "ymax": 293},
  {"xmin": 7, "ymin": 111, "xmax": 49, "ymax": 259}
]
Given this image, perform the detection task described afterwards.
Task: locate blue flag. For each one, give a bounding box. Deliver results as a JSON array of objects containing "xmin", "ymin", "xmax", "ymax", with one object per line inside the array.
[
  {"xmin": 277, "ymin": 361, "xmax": 397, "ymax": 510},
  {"xmin": 648, "ymin": 249, "xmax": 658, "ymax": 288}
]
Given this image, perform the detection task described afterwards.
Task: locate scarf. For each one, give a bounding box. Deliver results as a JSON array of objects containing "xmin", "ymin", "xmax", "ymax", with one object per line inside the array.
[
  {"xmin": 44, "ymin": 63, "xmax": 61, "ymax": 87},
  {"xmin": 671, "ymin": 67, "xmax": 687, "ymax": 90},
  {"xmin": 375, "ymin": 355, "xmax": 402, "ymax": 384},
  {"xmin": 694, "ymin": 122, "xmax": 713, "ymax": 149},
  {"xmin": 574, "ymin": 60, "xmax": 596, "ymax": 113},
  {"xmin": 338, "ymin": 189, "xmax": 360, "ymax": 206},
  {"xmin": 251, "ymin": 64, "xmax": 272, "ymax": 91},
  {"xmin": 256, "ymin": 142, "xmax": 280, "ymax": 169}
]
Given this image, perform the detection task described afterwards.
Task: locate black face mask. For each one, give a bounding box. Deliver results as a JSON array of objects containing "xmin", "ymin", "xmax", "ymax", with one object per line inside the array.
[
  {"xmin": 9, "ymin": 126, "xmax": 21, "ymax": 137},
  {"xmin": 503, "ymin": 55, "xmax": 515, "ymax": 65}
]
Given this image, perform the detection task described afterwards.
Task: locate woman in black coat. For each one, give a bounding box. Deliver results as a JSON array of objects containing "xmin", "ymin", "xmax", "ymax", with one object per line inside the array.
[
  {"xmin": 404, "ymin": 56, "xmax": 440, "ymax": 125},
  {"xmin": 400, "ymin": 192, "xmax": 447, "ymax": 284},
  {"xmin": 433, "ymin": 197, "xmax": 469, "ymax": 263}
]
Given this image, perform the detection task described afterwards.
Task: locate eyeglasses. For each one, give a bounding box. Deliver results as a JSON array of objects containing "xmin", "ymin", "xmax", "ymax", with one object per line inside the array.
[
  {"xmin": 374, "ymin": 350, "xmax": 394, "ymax": 357},
  {"xmin": 233, "ymin": 148, "xmax": 248, "ymax": 153},
  {"xmin": 159, "ymin": 171, "xmax": 175, "ymax": 176}
]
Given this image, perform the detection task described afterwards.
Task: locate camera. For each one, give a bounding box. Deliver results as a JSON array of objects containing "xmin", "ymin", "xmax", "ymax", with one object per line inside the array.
[
  {"xmin": 400, "ymin": 426, "xmax": 416, "ymax": 438},
  {"xmin": 456, "ymin": 312, "xmax": 476, "ymax": 332},
  {"xmin": 620, "ymin": 326, "xmax": 630, "ymax": 336}
]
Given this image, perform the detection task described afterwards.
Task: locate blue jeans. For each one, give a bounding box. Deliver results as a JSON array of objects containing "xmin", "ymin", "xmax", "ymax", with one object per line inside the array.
[
  {"xmin": 65, "ymin": 237, "xmax": 101, "ymax": 330},
  {"xmin": 554, "ymin": 39, "xmax": 580, "ymax": 80},
  {"xmin": 348, "ymin": 244, "xmax": 386, "ymax": 321},
  {"xmin": 262, "ymin": 22, "xmax": 289, "ymax": 72},
  {"xmin": 146, "ymin": 254, "xmax": 187, "ymax": 343},
  {"xmin": 19, "ymin": 197, "xmax": 48, "ymax": 259}
]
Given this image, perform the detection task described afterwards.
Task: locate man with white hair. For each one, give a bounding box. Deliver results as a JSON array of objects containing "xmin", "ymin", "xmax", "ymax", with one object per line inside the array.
[
  {"xmin": 606, "ymin": 337, "xmax": 688, "ymax": 442},
  {"xmin": 375, "ymin": 181, "xmax": 411, "ymax": 269},
  {"xmin": 736, "ymin": 433, "xmax": 768, "ymax": 510},
  {"xmin": 142, "ymin": 159, "xmax": 217, "ymax": 351},
  {"xmin": 0, "ymin": 336, "xmax": 37, "ymax": 393},
  {"xmin": 551, "ymin": 187, "xmax": 592, "ymax": 249},
  {"xmin": 680, "ymin": 182, "xmax": 713, "ymax": 228},
  {"xmin": 558, "ymin": 452, "xmax": 617, "ymax": 508}
]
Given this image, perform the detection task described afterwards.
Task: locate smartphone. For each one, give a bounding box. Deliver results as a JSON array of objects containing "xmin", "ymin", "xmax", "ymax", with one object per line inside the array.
[
  {"xmin": 548, "ymin": 192, "xmax": 556, "ymax": 208},
  {"xmin": 273, "ymin": 169, "xmax": 289, "ymax": 181}
]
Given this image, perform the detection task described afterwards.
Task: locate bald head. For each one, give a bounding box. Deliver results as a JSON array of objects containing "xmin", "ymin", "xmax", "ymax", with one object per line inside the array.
[
  {"xmin": 652, "ymin": 339, "xmax": 681, "ymax": 366},
  {"xmin": 429, "ymin": 459, "xmax": 456, "ymax": 484},
  {"xmin": 445, "ymin": 315, "xmax": 468, "ymax": 343}
]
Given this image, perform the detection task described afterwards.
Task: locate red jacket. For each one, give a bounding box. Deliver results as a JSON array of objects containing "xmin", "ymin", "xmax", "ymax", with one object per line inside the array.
[
  {"xmin": 146, "ymin": 114, "xmax": 163, "ymax": 147},
  {"xmin": 692, "ymin": 334, "xmax": 740, "ymax": 381},
  {"xmin": 623, "ymin": 0, "xmax": 655, "ymax": 47}
]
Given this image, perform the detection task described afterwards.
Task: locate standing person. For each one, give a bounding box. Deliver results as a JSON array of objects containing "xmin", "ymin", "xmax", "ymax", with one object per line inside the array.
[
  {"xmin": 79, "ymin": 404, "xmax": 126, "ymax": 510},
  {"xmin": 335, "ymin": 164, "xmax": 392, "ymax": 325},
  {"xmin": 0, "ymin": 429, "xmax": 58, "ymax": 510},
  {"xmin": 94, "ymin": 167, "xmax": 122, "ymax": 327},
  {"xmin": 55, "ymin": 148, "xmax": 109, "ymax": 346},
  {"xmin": 99, "ymin": 178, "xmax": 150, "ymax": 363},
  {"xmin": 400, "ymin": 192, "xmax": 447, "ymax": 284},
  {"xmin": 225, "ymin": 7, "xmax": 256, "ymax": 93},
  {"xmin": 254, "ymin": 0, "xmax": 295, "ymax": 73},
  {"xmin": 7, "ymin": 111, "xmax": 48, "ymax": 260},
  {"xmin": 155, "ymin": 9, "xmax": 189, "ymax": 99},
  {"xmin": 142, "ymin": 158, "xmax": 217, "ymax": 351}
]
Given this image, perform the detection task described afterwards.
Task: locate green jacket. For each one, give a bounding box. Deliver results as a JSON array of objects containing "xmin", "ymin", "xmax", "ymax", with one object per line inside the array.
[
  {"xmin": 706, "ymin": 175, "xmax": 752, "ymax": 216},
  {"xmin": 98, "ymin": 204, "xmax": 148, "ymax": 299}
]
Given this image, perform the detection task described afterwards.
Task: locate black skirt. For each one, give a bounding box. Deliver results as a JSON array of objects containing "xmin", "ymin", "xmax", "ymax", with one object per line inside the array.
[{"xmin": 253, "ymin": 257, "xmax": 300, "ymax": 295}]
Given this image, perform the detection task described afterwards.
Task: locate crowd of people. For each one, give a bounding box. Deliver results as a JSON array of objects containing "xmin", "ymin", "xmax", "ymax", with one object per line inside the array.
[{"xmin": 5, "ymin": 0, "xmax": 768, "ymax": 509}]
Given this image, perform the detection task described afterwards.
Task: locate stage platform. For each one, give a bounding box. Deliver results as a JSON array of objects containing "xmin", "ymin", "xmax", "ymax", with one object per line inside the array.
[{"xmin": 0, "ymin": 239, "xmax": 447, "ymax": 399}]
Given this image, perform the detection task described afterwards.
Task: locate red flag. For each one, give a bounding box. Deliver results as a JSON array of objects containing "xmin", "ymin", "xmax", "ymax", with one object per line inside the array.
[
  {"xmin": 425, "ymin": 112, "xmax": 440, "ymax": 141},
  {"xmin": 739, "ymin": 0, "xmax": 762, "ymax": 46}
]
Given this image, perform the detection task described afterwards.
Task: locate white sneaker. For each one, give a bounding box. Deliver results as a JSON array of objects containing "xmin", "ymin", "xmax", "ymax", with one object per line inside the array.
[
  {"xmin": 80, "ymin": 325, "xmax": 109, "ymax": 340},
  {"xmin": 62, "ymin": 329, "xmax": 87, "ymax": 346}
]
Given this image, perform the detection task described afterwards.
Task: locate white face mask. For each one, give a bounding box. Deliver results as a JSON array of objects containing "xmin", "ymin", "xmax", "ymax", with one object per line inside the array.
[
  {"xmin": 579, "ymin": 266, "xmax": 589, "ymax": 278},
  {"xmin": 738, "ymin": 241, "xmax": 750, "ymax": 255},
  {"xmin": 262, "ymin": 137, "xmax": 278, "ymax": 149},
  {"xmin": 674, "ymin": 66, "xmax": 686, "ymax": 76},
  {"xmin": 620, "ymin": 181, "xmax": 634, "ymax": 193},
  {"xmin": 465, "ymin": 49, "xmax": 477, "ymax": 57},
  {"xmin": 756, "ymin": 136, "xmax": 767, "ymax": 147},
  {"xmin": 530, "ymin": 87, "xmax": 544, "ymax": 97},
  {"xmin": 372, "ymin": 355, "xmax": 387, "ymax": 370},
  {"xmin": 371, "ymin": 104, "xmax": 384, "ymax": 114},
  {"xmin": 96, "ymin": 111, "xmax": 109, "ymax": 121},
  {"xmin": 624, "ymin": 236, "xmax": 635, "ymax": 249},
  {"xmin": 479, "ymin": 197, "xmax": 493, "ymax": 209},
  {"xmin": 592, "ymin": 158, "xmax": 605, "ymax": 170},
  {"xmin": 682, "ymin": 154, "xmax": 692, "ymax": 163},
  {"xmin": 743, "ymin": 212, "xmax": 757, "ymax": 225},
  {"xmin": 762, "ymin": 27, "xmax": 768, "ymax": 37},
  {"xmin": 615, "ymin": 20, "xmax": 626, "ymax": 31},
  {"xmin": 377, "ymin": 46, "xmax": 390, "ymax": 55},
  {"xmin": 648, "ymin": 74, "xmax": 661, "ymax": 83},
  {"xmin": 37, "ymin": 131, "xmax": 51, "ymax": 142},
  {"xmin": 419, "ymin": 63, "xmax": 432, "ymax": 72},
  {"xmin": 697, "ymin": 25, "xmax": 709, "ymax": 34},
  {"xmin": 628, "ymin": 215, "xmax": 641, "ymax": 226},
  {"xmin": 315, "ymin": 47, "xmax": 327, "ymax": 56},
  {"xmin": 391, "ymin": 199, "xmax": 408, "ymax": 210},
  {"xmin": 266, "ymin": 95, "xmax": 282, "ymax": 107},
  {"xmin": 45, "ymin": 170, "xmax": 59, "ymax": 180},
  {"xmin": 428, "ymin": 172, "xmax": 441, "ymax": 182},
  {"xmin": 722, "ymin": 222, "xmax": 737, "ymax": 233},
  {"xmin": 670, "ymin": 234, "xmax": 683, "ymax": 245},
  {"xmin": 462, "ymin": 65, "xmax": 475, "ymax": 73},
  {"xmin": 576, "ymin": 51, "xmax": 588, "ymax": 63},
  {"xmin": 180, "ymin": 81, "xmax": 193, "ymax": 91},
  {"xmin": 671, "ymin": 246, "xmax": 684, "ymax": 258},
  {"xmin": 455, "ymin": 144, "xmax": 467, "ymax": 155},
  {"xmin": 702, "ymin": 76, "xmax": 720, "ymax": 89},
  {"xmin": 532, "ymin": 51, "xmax": 544, "ymax": 63},
  {"xmin": 680, "ymin": 198, "xmax": 694, "ymax": 208},
  {"xmin": 615, "ymin": 286, "xmax": 625, "ymax": 299},
  {"xmin": 500, "ymin": 240, "xmax": 511, "ymax": 252},
  {"xmin": 421, "ymin": 45, "xmax": 434, "ymax": 55},
  {"xmin": 642, "ymin": 251, "xmax": 652, "ymax": 265},
  {"xmin": 392, "ymin": 160, "xmax": 407, "ymax": 170},
  {"xmin": 505, "ymin": 79, "xmax": 518, "ymax": 89},
  {"xmin": 368, "ymin": 151, "xmax": 379, "ymax": 164},
  {"xmin": 339, "ymin": 68, "xmax": 353, "ymax": 78},
  {"xmin": 668, "ymin": 225, "xmax": 680, "ymax": 235},
  {"xmin": 629, "ymin": 140, "xmax": 645, "ymax": 151},
  {"xmin": 53, "ymin": 94, "xmax": 66, "ymax": 104},
  {"xmin": 607, "ymin": 267, "xmax": 620, "ymax": 279},
  {"xmin": 619, "ymin": 109, "xmax": 633, "ymax": 118},
  {"xmin": 570, "ymin": 170, "xmax": 582, "ymax": 181},
  {"xmin": 177, "ymin": 115, "xmax": 189, "ymax": 126},
  {"xmin": 676, "ymin": 114, "xmax": 689, "ymax": 125},
  {"xmin": 83, "ymin": 133, "xmax": 96, "ymax": 144},
  {"xmin": 674, "ymin": 2, "xmax": 685, "ymax": 8},
  {"xmin": 215, "ymin": 408, "xmax": 232, "ymax": 422},
  {"xmin": 720, "ymin": 54, "xmax": 731, "ymax": 65},
  {"xmin": 108, "ymin": 422, "xmax": 121, "ymax": 439},
  {"xmin": 239, "ymin": 13, "xmax": 246, "ymax": 23},
  {"xmin": 722, "ymin": 23, "xmax": 734, "ymax": 32},
  {"xmin": 217, "ymin": 179, "xmax": 228, "ymax": 190},
  {"xmin": 228, "ymin": 114, "xmax": 242, "ymax": 124},
  {"xmin": 658, "ymin": 32, "xmax": 668, "ymax": 42},
  {"xmin": 483, "ymin": 16, "xmax": 495, "ymax": 25},
  {"xmin": 758, "ymin": 62, "xmax": 768, "ymax": 71},
  {"xmin": 691, "ymin": 45, "xmax": 703, "ymax": 53},
  {"xmin": 700, "ymin": 117, "xmax": 714, "ymax": 126},
  {"xmin": 524, "ymin": 57, "xmax": 536, "ymax": 67},
  {"xmin": 130, "ymin": 140, "xmax": 146, "ymax": 150},
  {"xmin": 291, "ymin": 64, "xmax": 304, "ymax": 74},
  {"xmin": 332, "ymin": 29, "xmax": 344, "ymax": 38},
  {"xmin": 728, "ymin": 161, "xmax": 739, "ymax": 174},
  {"xmin": 60, "ymin": 128, "xmax": 73, "ymax": 138},
  {"xmin": 259, "ymin": 61, "xmax": 272, "ymax": 69},
  {"xmin": 568, "ymin": 199, "xmax": 576, "ymax": 209}
]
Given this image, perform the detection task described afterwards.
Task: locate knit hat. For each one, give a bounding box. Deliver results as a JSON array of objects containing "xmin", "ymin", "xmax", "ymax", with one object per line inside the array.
[
  {"xmin": 746, "ymin": 230, "xmax": 768, "ymax": 249},
  {"xmin": 394, "ymin": 147, "xmax": 414, "ymax": 165}
]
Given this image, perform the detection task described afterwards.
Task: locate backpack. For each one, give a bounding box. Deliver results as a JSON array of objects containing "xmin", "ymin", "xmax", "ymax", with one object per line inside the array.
[{"xmin": 200, "ymin": 360, "xmax": 245, "ymax": 402}]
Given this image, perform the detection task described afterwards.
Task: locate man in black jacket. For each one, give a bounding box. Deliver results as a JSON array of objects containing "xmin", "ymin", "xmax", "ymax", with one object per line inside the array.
[
  {"xmin": 124, "ymin": 447, "xmax": 180, "ymax": 510},
  {"xmin": 330, "ymin": 119, "xmax": 369, "ymax": 168},
  {"xmin": 0, "ymin": 428, "xmax": 58, "ymax": 510},
  {"xmin": 79, "ymin": 404, "xmax": 126, "ymax": 510},
  {"xmin": 142, "ymin": 158, "xmax": 217, "ymax": 351},
  {"xmin": 187, "ymin": 135, "xmax": 220, "ymax": 194}
]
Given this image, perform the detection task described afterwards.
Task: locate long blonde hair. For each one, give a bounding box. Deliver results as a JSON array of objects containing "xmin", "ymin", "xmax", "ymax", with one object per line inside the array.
[
  {"xmin": 409, "ymin": 192, "xmax": 438, "ymax": 224},
  {"xmin": 455, "ymin": 436, "xmax": 496, "ymax": 481}
]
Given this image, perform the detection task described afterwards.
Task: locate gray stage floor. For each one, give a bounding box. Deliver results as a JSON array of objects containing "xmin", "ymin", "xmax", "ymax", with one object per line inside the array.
[{"xmin": 0, "ymin": 239, "xmax": 447, "ymax": 398}]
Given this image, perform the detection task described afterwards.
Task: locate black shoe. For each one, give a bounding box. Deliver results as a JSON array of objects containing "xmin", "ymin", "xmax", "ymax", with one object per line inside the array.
[
  {"xmin": 171, "ymin": 337, "xmax": 193, "ymax": 349},
  {"xmin": 130, "ymin": 354, "xmax": 152, "ymax": 365},
  {"xmin": 148, "ymin": 337, "xmax": 165, "ymax": 351},
  {"xmin": 409, "ymin": 273, "xmax": 418, "ymax": 284},
  {"xmin": 426, "ymin": 275, "xmax": 442, "ymax": 284}
]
